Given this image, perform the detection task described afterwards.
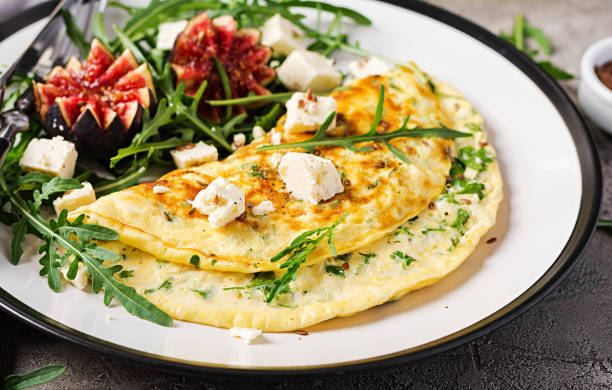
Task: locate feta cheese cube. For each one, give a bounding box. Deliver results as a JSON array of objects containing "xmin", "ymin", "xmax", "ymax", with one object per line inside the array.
[
  {"xmin": 285, "ymin": 91, "xmax": 336, "ymax": 133},
  {"xmin": 252, "ymin": 125, "xmax": 266, "ymax": 139},
  {"xmin": 277, "ymin": 50, "xmax": 342, "ymax": 93},
  {"xmin": 270, "ymin": 130, "xmax": 282, "ymax": 145},
  {"xmin": 193, "ymin": 177, "xmax": 245, "ymax": 228},
  {"xmin": 232, "ymin": 133, "xmax": 246, "ymax": 149},
  {"xmin": 60, "ymin": 257, "xmax": 89, "ymax": 290},
  {"xmin": 170, "ymin": 141, "xmax": 218, "ymax": 168},
  {"xmin": 252, "ymin": 200, "xmax": 275, "ymax": 216},
  {"xmin": 157, "ymin": 20, "xmax": 188, "ymax": 50},
  {"xmin": 53, "ymin": 182, "xmax": 96, "ymax": 215},
  {"xmin": 229, "ymin": 327, "xmax": 262, "ymax": 344},
  {"xmin": 153, "ymin": 185, "xmax": 171, "ymax": 194},
  {"xmin": 278, "ymin": 152, "xmax": 343, "ymax": 204},
  {"xmin": 19, "ymin": 136, "xmax": 78, "ymax": 178},
  {"xmin": 260, "ymin": 14, "xmax": 308, "ymax": 56},
  {"xmin": 347, "ymin": 57, "xmax": 392, "ymax": 80}
]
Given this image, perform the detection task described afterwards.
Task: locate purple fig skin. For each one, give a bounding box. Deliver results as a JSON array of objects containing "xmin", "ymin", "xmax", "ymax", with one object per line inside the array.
[{"xmin": 42, "ymin": 89, "xmax": 156, "ymax": 160}]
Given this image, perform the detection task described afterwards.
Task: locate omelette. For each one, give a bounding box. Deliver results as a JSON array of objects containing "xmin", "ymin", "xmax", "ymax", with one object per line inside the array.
[
  {"xmin": 75, "ymin": 66, "xmax": 457, "ymax": 273},
  {"xmin": 96, "ymin": 72, "xmax": 503, "ymax": 331}
]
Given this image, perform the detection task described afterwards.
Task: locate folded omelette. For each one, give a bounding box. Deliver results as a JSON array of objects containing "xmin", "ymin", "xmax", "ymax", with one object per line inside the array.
[{"xmin": 94, "ymin": 71, "xmax": 502, "ymax": 331}]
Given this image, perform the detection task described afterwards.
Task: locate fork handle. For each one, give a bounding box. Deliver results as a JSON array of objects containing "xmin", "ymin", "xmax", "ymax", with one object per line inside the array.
[{"xmin": 0, "ymin": 111, "xmax": 30, "ymax": 168}]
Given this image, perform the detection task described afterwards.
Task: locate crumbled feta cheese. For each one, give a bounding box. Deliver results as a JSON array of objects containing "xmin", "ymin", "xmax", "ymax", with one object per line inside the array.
[
  {"xmin": 252, "ymin": 125, "xmax": 266, "ymax": 139},
  {"xmin": 348, "ymin": 57, "xmax": 392, "ymax": 80},
  {"xmin": 278, "ymin": 152, "xmax": 343, "ymax": 204},
  {"xmin": 19, "ymin": 136, "xmax": 78, "ymax": 178},
  {"xmin": 463, "ymin": 167, "xmax": 479, "ymax": 180},
  {"xmin": 157, "ymin": 20, "xmax": 188, "ymax": 50},
  {"xmin": 229, "ymin": 327, "xmax": 262, "ymax": 344},
  {"xmin": 232, "ymin": 133, "xmax": 246, "ymax": 149},
  {"xmin": 170, "ymin": 141, "xmax": 218, "ymax": 168},
  {"xmin": 269, "ymin": 153, "xmax": 283, "ymax": 169},
  {"xmin": 270, "ymin": 130, "xmax": 282, "ymax": 145},
  {"xmin": 252, "ymin": 200, "xmax": 275, "ymax": 216},
  {"xmin": 153, "ymin": 185, "xmax": 171, "ymax": 194},
  {"xmin": 277, "ymin": 50, "xmax": 342, "ymax": 93},
  {"xmin": 260, "ymin": 14, "xmax": 308, "ymax": 56},
  {"xmin": 53, "ymin": 182, "xmax": 96, "ymax": 215},
  {"xmin": 60, "ymin": 257, "xmax": 89, "ymax": 290},
  {"xmin": 193, "ymin": 177, "xmax": 245, "ymax": 228},
  {"xmin": 284, "ymin": 91, "xmax": 336, "ymax": 133}
]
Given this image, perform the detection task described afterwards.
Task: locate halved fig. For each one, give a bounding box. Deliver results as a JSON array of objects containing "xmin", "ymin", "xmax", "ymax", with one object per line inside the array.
[
  {"xmin": 33, "ymin": 39, "xmax": 156, "ymax": 159},
  {"xmin": 170, "ymin": 12, "xmax": 276, "ymax": 122}
]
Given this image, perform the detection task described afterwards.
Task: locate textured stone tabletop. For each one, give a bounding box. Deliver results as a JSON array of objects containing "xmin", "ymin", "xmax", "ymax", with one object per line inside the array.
[{"xmin": 1, "ymin": 0, "xmax": 611, "ymax": 389}]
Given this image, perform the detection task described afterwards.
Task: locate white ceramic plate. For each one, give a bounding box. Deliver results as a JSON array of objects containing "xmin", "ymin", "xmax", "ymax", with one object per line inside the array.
[{"xmin": 0, "ymin": 0, "xmax": 601, "ymax": 375}]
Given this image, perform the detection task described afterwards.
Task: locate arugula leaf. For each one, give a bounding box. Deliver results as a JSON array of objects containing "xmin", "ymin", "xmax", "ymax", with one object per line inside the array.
[
  {"xmin": 265, "ymin": 214, "xmax": 348, "ymax": 303},
  {"xmin": 92, "ymin": 12, "xmax": 110, "ymax": 47},
  {"xmin": 512, "ymin": 13, "xmax": 525, "ymax": 51},
  {"xmin": 257, "ymin": 86, "xmax": 470, "ymax": 159},
  {"xmin": 2, "ymin": 364, "xmax": 65, "ymax": 390},
  {"xmin": 61, "ymin": 10, "xmax": 89, "ymax": 58},
  {"xmin": 538, "ymin": 61, "xmax": 575, "ymax": 80},
  {"xmin": 598, "ymin": 219, "xmax": 612, "ymax": 228},
  {"xmin": 255, "ymin": 104, "xmax": 283, "ymax": 131},
  {"xmin": 10, "ymin": 219, "xmax": 27, "ymax": 265},
  {"xmin": 524, "ymin": 21, "xmax": 551, "ymax": 55},
  {"xmin": 0, "ymin": 172, "xmax": 172, "ymax": 326},
  {"xmin": 118, "ymin": 269, "xmax": 134, "ymax": 278}
]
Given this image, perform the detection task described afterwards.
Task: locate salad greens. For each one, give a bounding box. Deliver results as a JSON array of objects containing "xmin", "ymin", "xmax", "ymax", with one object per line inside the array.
[{"xmin": 2, "ymin": 364, "xmax": 65, "ymax": 390}]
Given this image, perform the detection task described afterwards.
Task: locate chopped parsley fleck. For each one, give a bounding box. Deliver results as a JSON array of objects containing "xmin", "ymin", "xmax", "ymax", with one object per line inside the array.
[
  {"xmin": 466, "ymin": 123, "xmax": 483, "ymax": 132},
  {"xmin": 359, "ymin": 252, "xmax": 377, "ymax": 263},
  {"xmin": 427, "ymin": 79, "xmax": 436, "ymax": 93},
  {"xmin": 390, "ymin": 251, "xmax": 417, "ymax": 269},
  {"xmin": 155, "ymin": 259, "xmax": 169, "ymax": 265},
  {"xmin": 451, "ymin": 208, "xmax": 470, "ymax": 234},
  {"xmin": 335, "ymin": 253, "xmax": 351, "ymax": 262},
  {"xmin": 422, "ymin": 227, "xmax": 446, "ymax": 234},
  {"xmin": 325, "ymin": 264, "xmax": 346, "ymax": 278},
  {"xmin": 407, "ymin": 215, "xmax": 419, "ymax": 222},
  {"xmin": 458, "ymin": 183, "xmax": 486, "ymax": 199},
  {"xmin": 121, "ymin": 254, "xmax": 126, "ymax": 260},
  {"xmin": 118, "ymin": 269, "xmax": 134, "ymax": 279},
  {"xmin": 211, "ymin": 259, "xmax": 217, "ymax": 266},
  {"xmin": 144, "ymin": 278, "xmax": 173, "ymax": 294},
  {"xmin": 394, "ymin": 226, "xmax": 414, "ymax": 236},
  {"xmin": 242, "ymin": 163, "xmax": 264, "ymax": 178},
  {"xmin": 367, "ymin": 178, "xmax": 380, "ymax": 189},
  {"xmin": 448, "ymin": 236, "xmax": 460, "ymax": 252},
  {"xmin": 189, "ymin": 255, "xmax": 200, "ymax": 269},
  {"xmin": 192, "ymin": 289, "xmax": 211, "ymax": 300},
  {"xmin": 458, "ymin": 147, "xmax": 493, "ymax": 172}
]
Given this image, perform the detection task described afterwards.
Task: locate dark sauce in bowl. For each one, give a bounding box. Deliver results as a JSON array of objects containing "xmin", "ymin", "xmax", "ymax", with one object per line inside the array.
[{"xmin": 595, "ymin": 60, "xmax": 612, "ymax": 91}]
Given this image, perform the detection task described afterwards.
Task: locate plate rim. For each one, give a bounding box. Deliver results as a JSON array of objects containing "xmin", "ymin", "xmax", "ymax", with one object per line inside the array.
[{"xmin": 0, "ymin": 0, "xmax": 602, "ymax": 377}]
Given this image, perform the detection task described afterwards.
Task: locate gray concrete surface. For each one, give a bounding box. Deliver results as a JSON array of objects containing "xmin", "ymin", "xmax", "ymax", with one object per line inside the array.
[{"xmin": 1, "ymin": 0, "xmax": 611, "ymax": 388}]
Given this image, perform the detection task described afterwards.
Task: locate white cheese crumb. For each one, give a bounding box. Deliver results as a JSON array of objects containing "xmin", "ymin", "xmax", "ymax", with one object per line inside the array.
[
  {"xmin": 463, "ymin": 167, "xmax": 479, "ymax": 180},
  {"xmin": 153, "ymin": 185, "xmax": 171, "ymax": 194},
  {"xmin": 260, "ymin": 14, "xmax": 308, "ymax": 56},
  {"xmin": 19, "ymin": 136, "xmax": 78, "ymax": 179},
  {"xmin": 53, "ymin": 182, "xmax": 96, "ymax": 215},
  {"xmin": 170, "ymin": 141, "xmax": 218, "ymax": 168},
  {"xmin": 232, "ymin": 133, "xmax": 246, "ymax": 149},
  {"xmin": 278, "ymin": 152, "xmax": 343, "ymax": 204},
  {"xmin": 285, "ymin": 91, "xmax": 336, "ymax": 133},
  {"xmin": 277, "ymin": 50, "xmax": 342, "ymax": 93},
  {"xmin": 270, "ymin": 130, "xmax": 282, "ymax": 145},
  {"xmin": 105, "ymin": 313, "xmax": 113, "ymax": 322},
  {"xmin": 229, "ymin": 327, "xmax": 262, "ymax": 344},
  {"xmin": 193, "ymin": 177, "xmax": 245, "ymax": 228},
  {"xmin": 269, "ymin": 153, "xmax": 283, "ymax": 168},
  {"xmin": 60, "ymin": 256, "xmax": 89, "ymax": 290},
  {"xmin": 252, "ymin": 125, "xmax": 266, "ymax": 139},
  {"xmin": 252, "ymin": 200, "xmax": 275, "ymax": 216},
  {"xmin": 347, "ymin": 57, "xmax": 392, "ymax": 80},
  {"xmin": 157, "ymin": 20, "xmax": 188, "ymax": 50}
]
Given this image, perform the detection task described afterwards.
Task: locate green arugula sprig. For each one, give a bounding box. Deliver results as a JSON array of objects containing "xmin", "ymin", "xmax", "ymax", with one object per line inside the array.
[
  {"xmin": 257, "ymin": 85, "xmax": 471, "ymax": 162},
  {"xmin": 2, "ymin": 364, "xmax": 65, "ymax": 390},
  {"xmin": 500, "ymin": 13, "xmax": 574, "ymax": 80},
  {"xmin": 264, "ymin": 213, "xmax": 347, "ymax": 303},
  {"xmin": 0, "ymin": 170, "xmax": 172, "ymax": 327}
]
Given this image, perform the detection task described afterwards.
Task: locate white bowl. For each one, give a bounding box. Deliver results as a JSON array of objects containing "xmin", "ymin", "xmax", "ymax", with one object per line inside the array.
[{"xmin": 579, "ymin": 36, "xmax": 612, "ymax": 134}]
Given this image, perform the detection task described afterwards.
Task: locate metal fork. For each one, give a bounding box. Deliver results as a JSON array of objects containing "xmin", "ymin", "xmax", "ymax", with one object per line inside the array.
[{"xmin": 0, "ymin": 0, "xmax": 105, "ymax": 167}]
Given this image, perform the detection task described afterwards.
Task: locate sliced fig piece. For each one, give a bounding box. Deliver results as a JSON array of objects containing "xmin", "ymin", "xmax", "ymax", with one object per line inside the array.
[
  {"xmin": 33, "ymin": 39, "xmax": 156, "ymax": 159},
  {"xmin": 170, "ymin": 12, "xmax": 275, "ymax": 122}
]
